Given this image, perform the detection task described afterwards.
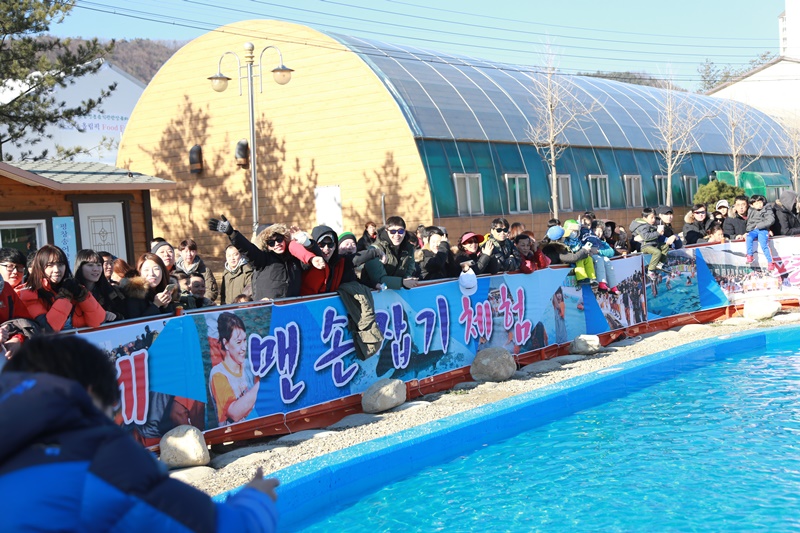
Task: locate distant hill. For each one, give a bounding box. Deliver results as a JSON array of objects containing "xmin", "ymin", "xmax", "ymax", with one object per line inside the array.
[
  {"xmin": 109, "ymin": 39, "xmax": 185, "ymax": 83},
  {"xmin": 40, "ymin": 36, "xmax": 184, "ymax": 84}
]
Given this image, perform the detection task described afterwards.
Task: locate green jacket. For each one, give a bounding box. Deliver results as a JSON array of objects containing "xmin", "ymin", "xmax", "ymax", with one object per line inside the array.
[
  {"xmin": 220, "ymin": 261, "xmax": 253, "ymax": 304},
  {"xmin": 362, "ymin": 230, "xmax": 416, "ymax": 290}
]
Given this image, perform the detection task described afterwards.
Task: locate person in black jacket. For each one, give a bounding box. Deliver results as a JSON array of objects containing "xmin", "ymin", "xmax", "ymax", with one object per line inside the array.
[
  {"xmin": 209, "ymin": 216, "xmax": 324, "ymax": 301},
  {"xmin": 772, "ymin": 190, "xmax": 800, "ymax": 236},
  {"xmin": 682, "ymin": 203, "xmax": 714, "ymax": 245},
  {"xmin": 454, "ymin": 231, "xmax": 500, "ymax": 275},
  {"xmin": 357, "ymin": 221, "xmax": 378, "ymax": 251},
  {"xmin": 118, "ymin": 253, "xmax": 176, "ymax": 319},
  {"xmin": 486, "ymin": 217, "xmax": 520, "ymax": 272},
  {"xmin": 418, "ymin": 226, "xmax": 459, "ymax": 280},
  {"xmin": 723, "ymin": 195, "xmax": 749, "ymax": 240}
]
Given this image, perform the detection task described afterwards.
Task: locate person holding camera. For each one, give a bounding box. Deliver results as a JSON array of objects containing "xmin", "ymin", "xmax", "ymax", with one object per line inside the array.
[
  {"xmin": 418, "ymin": 226, "xmax": 460, "ymax": 280},
  {"xmin": 18, "ymin": 244, "xmax": 106, "ymax": 332},
  {"xmin": 117, "ymin": 253, "xmax": 177, "ymax": 319},
  {"xmin": 455, "ymin": 231, "xmax": 500, "ymax": 275}
]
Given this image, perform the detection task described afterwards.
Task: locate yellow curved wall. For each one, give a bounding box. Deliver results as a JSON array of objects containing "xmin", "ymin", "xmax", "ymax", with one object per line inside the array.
[{"xmin": 118, "ymin": 20, "xmax": 432, "ymax": 260}]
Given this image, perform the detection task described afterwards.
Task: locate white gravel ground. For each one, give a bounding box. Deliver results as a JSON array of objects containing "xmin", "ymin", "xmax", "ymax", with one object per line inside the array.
[{"xmin": 178, "ymin": 315, "xmax": 799, "ymax": 497}]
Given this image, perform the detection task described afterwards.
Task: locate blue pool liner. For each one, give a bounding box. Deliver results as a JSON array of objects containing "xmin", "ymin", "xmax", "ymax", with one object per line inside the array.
[{"xmin": 212, "ymin": 324, "xmax": 799, "ymax": 531}]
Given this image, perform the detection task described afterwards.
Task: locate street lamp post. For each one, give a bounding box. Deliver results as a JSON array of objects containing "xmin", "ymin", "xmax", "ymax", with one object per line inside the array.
[{"xmin": 209, "ymin": 42, "xmax": 293, "ymax": 235}]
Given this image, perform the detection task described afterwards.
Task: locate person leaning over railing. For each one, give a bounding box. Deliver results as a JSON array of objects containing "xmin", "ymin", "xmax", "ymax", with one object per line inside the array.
[
  {"xmin": 0, "ymin": 335, "xmax": 280, "ymax": 533},
  {"xmin": 208, "ymin": 215, "xmax": 325, "ymax": 301},
  {"xmin": 301, "ymin": 225, "xmax": 383, "ymax": 295}
]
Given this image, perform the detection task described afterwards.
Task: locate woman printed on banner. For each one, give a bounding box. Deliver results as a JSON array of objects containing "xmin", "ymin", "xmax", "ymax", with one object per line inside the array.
[{"xmin": 209, "ymin": 312, "xmax": 259, "ymax": 426}]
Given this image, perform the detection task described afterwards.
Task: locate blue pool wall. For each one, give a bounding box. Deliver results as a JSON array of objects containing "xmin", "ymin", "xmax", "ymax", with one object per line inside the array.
[{"xmin": 213, "ymin": 324, "xmax": 797, "ymax": 531}]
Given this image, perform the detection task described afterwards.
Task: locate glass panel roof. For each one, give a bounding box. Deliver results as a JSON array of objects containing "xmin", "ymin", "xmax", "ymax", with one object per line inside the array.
[{"xmin": 328, "ymin": 33, "xmax": 788, "ymax": 157}]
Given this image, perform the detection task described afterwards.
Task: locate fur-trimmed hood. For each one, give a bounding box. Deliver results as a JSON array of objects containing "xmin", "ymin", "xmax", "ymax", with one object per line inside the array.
[
  {"xmin": 255, "ymin": 223, "xmax": 290, "ymax": 251},
  {"xmin": 118, "ymin": 276, "xmax": 150, "ymax": 299}
]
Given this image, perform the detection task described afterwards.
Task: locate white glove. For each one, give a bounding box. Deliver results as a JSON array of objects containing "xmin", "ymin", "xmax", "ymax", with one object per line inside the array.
[{"xmin": 292, "ymin": 231, "xmax": 310, "ymax": 246}]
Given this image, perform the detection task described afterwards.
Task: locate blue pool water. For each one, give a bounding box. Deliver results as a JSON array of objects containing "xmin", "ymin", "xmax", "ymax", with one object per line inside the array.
[{"xmin": 297, "ymin": 338, "xmax": 800, "ymax": 532}]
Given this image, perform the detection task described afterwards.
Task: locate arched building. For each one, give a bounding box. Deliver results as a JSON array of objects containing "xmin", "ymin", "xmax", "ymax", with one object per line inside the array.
[{"xmin": 118, "ymin": 20, "xmax": 789, "ymax": 259}]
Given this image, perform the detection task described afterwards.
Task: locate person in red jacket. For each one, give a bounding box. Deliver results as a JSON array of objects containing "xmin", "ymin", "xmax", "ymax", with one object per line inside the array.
[
  {"xmin": 18, "ymin": 245, "xmax": 105, "ymax": 332},
  {"xmin": 514, "ymin": 232, "xmax": 550, "ymax": 273},
  {"xmin": 0, "ymin": 248, "xmax": 27, "ymax": 293},
  {"xmin": 300, "ymin": 225, "xmax": 382, "ymax": 295}
]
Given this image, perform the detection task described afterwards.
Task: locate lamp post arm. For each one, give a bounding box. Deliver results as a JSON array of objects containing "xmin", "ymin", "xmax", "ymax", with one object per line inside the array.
[
  {"xmin": 257, "ymin": 45, "xmax": 288, "ymax": 93},
  {"xmin": 217, "ymin": 51, "xmax": 244, "ymax": 96}
]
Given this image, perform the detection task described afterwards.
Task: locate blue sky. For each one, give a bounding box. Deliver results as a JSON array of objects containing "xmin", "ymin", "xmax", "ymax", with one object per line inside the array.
[{"xmin": 50, "ymin": 0, "xmax": 786, "ymax": 90}]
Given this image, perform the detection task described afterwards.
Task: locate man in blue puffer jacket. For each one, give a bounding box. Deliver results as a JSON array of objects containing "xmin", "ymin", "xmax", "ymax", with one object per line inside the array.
[{"xmin": 0, "ymin": 335, "xmax": 279, "ymax": 532}]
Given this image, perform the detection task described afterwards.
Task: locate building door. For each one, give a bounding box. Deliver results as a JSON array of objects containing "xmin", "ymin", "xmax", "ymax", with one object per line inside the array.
[
  {"xmin": 315, "ymin": 186, "xmax": 343, "ymax": 234},
  {"xmin": 78, "ymin": 202, "xmax": 128, "ymax": 261}
]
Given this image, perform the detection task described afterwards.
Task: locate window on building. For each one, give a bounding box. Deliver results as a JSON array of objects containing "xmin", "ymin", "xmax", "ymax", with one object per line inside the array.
[
  {"xmin": 453, "ymin": 173, "xmax": 483, "ymax": 215},
  {"xmin": 623, "ymin": 175, "xmax": 643, "ymax": 208},
  {"xmin": 588, "ymin": 174, "xmax": 610, "ymax": 209},
  {"xmin": 557, "ymin": 174, "xmax": 573, "ymax": 212},
  {"xmin": 682, "ymin": 175, "xmax": 698, "ymax": 205},
  {"xmin": 0, "ymin": 219, "xmax": 46, "ymax": 254},
  {"xmin": 654, "ymin": 175, "xmax": 669, "ymax": 205},
  {"xmin": 766, "ymin": 186, "xmax": 786, "ymax": 203},
  {"xmin": 505, "ymin": 174, "xmax": 530, "ymax": 213}
]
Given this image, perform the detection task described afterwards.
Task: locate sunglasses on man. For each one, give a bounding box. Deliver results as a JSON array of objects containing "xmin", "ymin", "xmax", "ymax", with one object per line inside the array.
[
  {"xmin": 493, "ymin": 226, "xmax": 509, "ymax": 233},
  {"xmin": 318, "ymin": 240, "xmax": 335, "ymax": 249},
  {"xmin": 387, "ymin": 228, "xmax": 405, "ymax": 235},
  {"xmin": 266, "ymin": 234, "xmax": 286, "ymax": 247}
]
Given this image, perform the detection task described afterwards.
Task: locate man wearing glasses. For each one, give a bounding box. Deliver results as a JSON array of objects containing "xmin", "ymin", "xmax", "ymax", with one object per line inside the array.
[
  {"xmin": 682, "ymin": 203, "xmax": 714, "ymax": 245},
  {"xmin": 301, "ymin": 225, "xmax": 382, "ymax": 294},
  {"xmin": 486, "ymin": 217, "xmax": 521, "ymax": 272},
  {"xmin": 0, "ymin": 248, "xmax": 31, "ymax": 353},
  {"xmin": 362, "ymin": 216, "xmax": 419, "ymax": 290}
]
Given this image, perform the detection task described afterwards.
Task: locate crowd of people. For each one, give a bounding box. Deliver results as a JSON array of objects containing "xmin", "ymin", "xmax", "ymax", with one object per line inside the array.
[{"xmin": 0, "ymin": 192, "xmax": 796, "ymax": 355}]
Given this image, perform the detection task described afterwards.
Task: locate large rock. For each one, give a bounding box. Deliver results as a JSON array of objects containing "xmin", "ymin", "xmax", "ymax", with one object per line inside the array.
[
  {"xmin": 470, "ymin": 347, "xmax": 516, "ymax": 382},
  {"xmin": 570, "ymin": 334, "xmax": 603, "ymax": 355},
  {"xmin": 743, "ymin": 299, "xmax": 782, "ymax": 321},
  {"xmin": 773, "ymin": 313, "xmax": 800, "ymax": 323},
  {"xmin": 159, "ymin": 425, "xmax": 210, "ymax": 469},
  {"xmin": 361, "ymin": 378, "xmax": 406, "ymax": 413}
]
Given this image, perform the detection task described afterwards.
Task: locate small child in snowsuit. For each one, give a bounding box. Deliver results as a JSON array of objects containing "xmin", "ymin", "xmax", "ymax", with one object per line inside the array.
[
  {"xmin": 745, "ymin": 194, "xmax": 776, "ymax": 270},
  {"xmin": 563, "ymin": 219, "xmax": 596, "ymax": 283}
]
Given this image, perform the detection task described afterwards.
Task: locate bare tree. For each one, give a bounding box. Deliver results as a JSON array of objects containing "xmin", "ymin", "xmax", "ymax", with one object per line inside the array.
[
  {"xmin": 779, "ymin": 114, "xmax": 800, "ymax": 192},
  {"xmin": 527, "ymin": 51, "xmax": 600, "ymax": 220},
  {"xmin": 654, "ymin": 88, "xmax": 707, "ymax": 206},
  {"xmin": 723, "ymin": 101, "xmax": 770, "ymax": 187}
]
